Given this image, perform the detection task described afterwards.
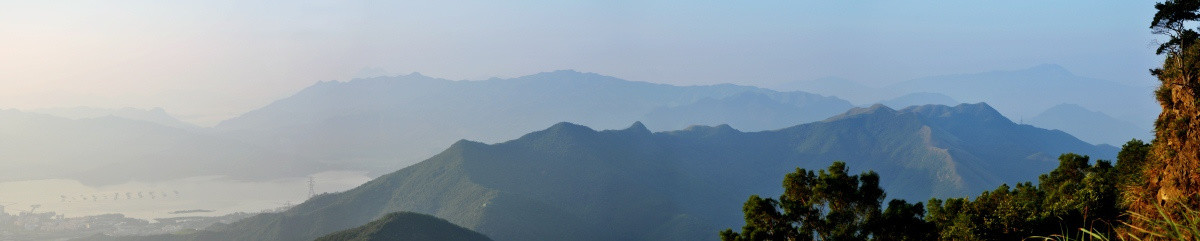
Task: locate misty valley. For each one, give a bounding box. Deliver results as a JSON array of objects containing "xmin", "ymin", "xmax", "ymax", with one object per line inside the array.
[
  {"xmin": 5, "ymin": 1, "xmax": 1199, "ymax": 241},
  {"xmin": 0, "ymin": 68, "xmax": 1153, "ymax": 240}
]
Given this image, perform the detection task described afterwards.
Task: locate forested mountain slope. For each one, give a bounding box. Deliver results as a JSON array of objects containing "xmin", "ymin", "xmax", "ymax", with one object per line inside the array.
[{"xmin": 118, "ymin": 103, "xmax": 1117, "ymax": 241}]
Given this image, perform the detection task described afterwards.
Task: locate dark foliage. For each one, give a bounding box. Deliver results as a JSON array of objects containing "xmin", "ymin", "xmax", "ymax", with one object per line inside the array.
[
  {"xmin": 719, "ymin": 162, "xmax": 925, "ymax": 241},
  {"xmin": 723, "ymin": 140, "xmax": 1149, "ymax": 240},
  {"xmin": 925, "ymin": 152, "xmax": 1129, "ymax": 240}
]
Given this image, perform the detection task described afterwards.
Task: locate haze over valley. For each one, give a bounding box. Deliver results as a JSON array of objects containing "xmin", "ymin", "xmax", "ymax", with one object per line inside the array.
[
  {"xmin": 0, "ymin": 69, "xmax": 1134, "ymax": 239},
  {"xmin": 0, "ymin": 1, "xmax": 1177, "ymax": 241}
]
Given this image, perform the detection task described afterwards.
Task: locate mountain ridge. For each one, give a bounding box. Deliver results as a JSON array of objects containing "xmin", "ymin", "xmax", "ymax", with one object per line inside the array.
[
  {"xmin": 1028, "ymin": 103, "xmax": 1150, "ymax": 145},
  {"xmin": 771, "ymin": 64, "xmax": 1156, "ymax": 142},
  {"xmin": 209, "ymin": 70, "xmax": 854, "ymax": 177},
  {"xmin": 142, "ymin": 102, "xmax": 1117, "ymax": 241},
  {"xmin": 313, "ymin": 212, "xmax": 493, "ymax": 241}
]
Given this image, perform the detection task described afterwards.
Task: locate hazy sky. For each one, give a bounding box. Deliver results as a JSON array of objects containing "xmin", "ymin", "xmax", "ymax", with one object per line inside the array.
[{"xmin": 0, "ymin": 1, "xmax": 1163, "ymax": 125}]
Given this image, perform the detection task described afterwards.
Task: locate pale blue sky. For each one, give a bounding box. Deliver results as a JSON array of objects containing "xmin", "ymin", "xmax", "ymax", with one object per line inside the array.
[{"xmin": 0, "ymin": 0, "xmax": 1163, "ymax": 125}]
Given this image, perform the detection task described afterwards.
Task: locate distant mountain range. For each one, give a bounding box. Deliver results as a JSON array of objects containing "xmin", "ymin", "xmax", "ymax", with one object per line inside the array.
[
  {"xmin": 774, "ymin": 76, "xmax": 872, "ymax": 103},
  {"xmin": 4, "ymin": 68, "xmax": 1142, "ymax": 187},
  {"xmin": 642, "ymin": 91, "xmax": 852, "ymax": 131},
  {"xmin": 879, "ymin": 92, "xmax": 959, "ymax": 109},
  {"xmin": 775, "ymin": 64, "xmax": 1156, "ymax": 145},
  {"xmin": 891, "ymin": 64, "xmax": 1155, "ymax": 128},
  {"xmin": 1028, "ymin": 103, "xmax": 1150, "ymax": 146},
  {"xmin": 2, "ymin": 71, "xmax": 856, "ymax": 185},
  {"xmin": 30, "ymin": 107, "xmax": 200, "ymax": 130},
  {"xmin": 127, "ymin": 103, "xmax": 1115, "ymax": 241},
  {"xmin": 212, "ymin": 70, "xmax": 853, "ymax": 175}
]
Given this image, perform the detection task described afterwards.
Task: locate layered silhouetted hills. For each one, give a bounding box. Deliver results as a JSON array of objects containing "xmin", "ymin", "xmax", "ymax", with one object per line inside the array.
[
  {"xmin": 889, "ymin": 64, "xmax": 1155, "ymax": 127},
  {"xmin": 136, "ymin": 103, "xmax": 1115, "ymax": 241},
  {"xmin": 1, "ymin": 71, "xmax": 853, "ymax": 184},
  {"xmin": 642, "ymin": 91, "xmax": 852, "ymax": 131},
  {"xmin": 775, "ymin": 64, "xmax": 1156, "ymax": 146},
  {"xmin": 213, "ymin": 70, "xmax": 852, "ymax": 174},
  {"xmin": 9, "ymin": 69, "xmax": 1140, "ymax": 188},
  {"xmin": 1028, "ymin": 103, "xmax": 1150, "ymax": 145}
]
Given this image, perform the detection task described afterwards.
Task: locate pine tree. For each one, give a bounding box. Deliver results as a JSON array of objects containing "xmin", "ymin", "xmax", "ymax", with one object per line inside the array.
[{"xmin": 1128, "ymin": 0, "xmax": 1200, "ymax": 232}]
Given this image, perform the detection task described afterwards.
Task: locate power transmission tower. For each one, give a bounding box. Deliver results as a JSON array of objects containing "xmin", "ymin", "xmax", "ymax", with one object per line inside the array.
[{"xmin": 308, "ymin": 177, "xmax": 316, "ymax": 199}]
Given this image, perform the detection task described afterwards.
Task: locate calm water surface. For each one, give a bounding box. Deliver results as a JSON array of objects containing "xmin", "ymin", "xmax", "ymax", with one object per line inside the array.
[{"xmin": 0, "ymin": 171, "xmax": 373, "ymax": 220}]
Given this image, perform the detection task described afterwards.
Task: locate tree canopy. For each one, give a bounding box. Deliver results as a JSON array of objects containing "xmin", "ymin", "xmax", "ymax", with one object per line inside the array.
[
  {"xmin": 722, "ymin": 148, "xmax": 1145, "ymax": 240},
  {"xmin": 720, "ymin": 161, "xmax": 931, "ymax": 241}
]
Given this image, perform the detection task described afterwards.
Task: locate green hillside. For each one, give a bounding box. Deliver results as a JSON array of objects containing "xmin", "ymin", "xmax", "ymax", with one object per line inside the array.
[
  {"xmin": 116, "ymin": 103, "xmax": 1114, "ymax": 241},
  {"xmin": 313, "ymin": 212, "xmax": 492, "ymax": 241}
]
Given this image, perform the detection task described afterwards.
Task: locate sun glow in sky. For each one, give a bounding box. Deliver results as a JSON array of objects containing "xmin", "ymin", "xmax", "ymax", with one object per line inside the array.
[{"xmin": 0, "ymin": 0, "xmax": 1162, "ymax": 125}]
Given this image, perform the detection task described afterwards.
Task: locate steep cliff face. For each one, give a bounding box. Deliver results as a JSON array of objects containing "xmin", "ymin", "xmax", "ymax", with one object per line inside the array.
[{"xmin": 1135, "ymin": 44, "xmax": 1200, "ymax": 216}]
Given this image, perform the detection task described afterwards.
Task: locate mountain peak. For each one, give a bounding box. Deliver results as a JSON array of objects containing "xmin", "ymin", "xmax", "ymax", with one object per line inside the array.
[
  {"xmin": 866, "ymin": 103, "xmax": 895, "ymax": 111},
  {"xmin": 542, "ymin": 122, "xmax": 598, "ymax": 136},
  {"xmin": 314, "ymin": 212, "xmax": 493, "ymax": 241},
  {"xmin": 673, "ymin": 124, "xmax": 741, "ymax": 138},
  {"xmin": 449, "ymin": 139, "xmax": 486, "ymax": 149},
  {"xmin": 901, "ymin": 102, "xmax": 1011, "ymax": 124},
  {"xmin": 548, "ymin": 121, "xmax": 592, "ymax": 130},
  {"xmin": 823, "ymin": 104, "xmax": 897, "ymax": 122},
  {"xmin": 625, "ymin": 121, "xmax": 651, "ymax": 134},
  {"xmin": 952, "ymin": 102, "xmax": 1005, "ymax": 118}
]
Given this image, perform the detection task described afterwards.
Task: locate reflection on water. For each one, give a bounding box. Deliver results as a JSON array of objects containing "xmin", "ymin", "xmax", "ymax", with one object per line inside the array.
[{"xmin": 0, "ymin": 171, "xmax": 373, "ymax": 220}]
